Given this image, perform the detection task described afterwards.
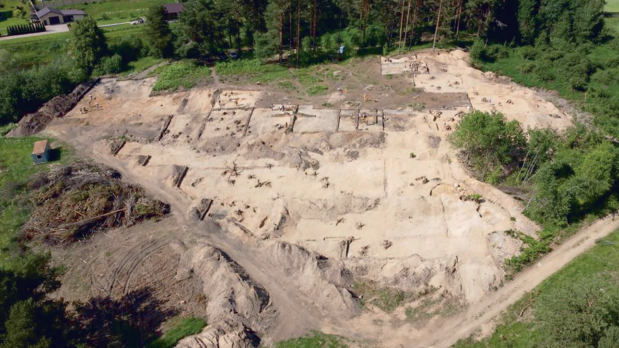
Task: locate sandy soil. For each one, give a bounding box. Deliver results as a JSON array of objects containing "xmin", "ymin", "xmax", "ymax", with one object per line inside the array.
[{"xmin": 40, "ymin": 50, "xmax": 585, "ymax": 347}]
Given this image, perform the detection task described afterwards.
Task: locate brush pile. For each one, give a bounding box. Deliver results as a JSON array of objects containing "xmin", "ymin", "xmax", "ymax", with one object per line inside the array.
[{"xmin": 23, "ymin": 162, "xmax": 169, "ymax": 245}]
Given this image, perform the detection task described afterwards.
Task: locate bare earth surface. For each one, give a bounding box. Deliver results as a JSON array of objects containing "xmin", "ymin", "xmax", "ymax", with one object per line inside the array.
[{"xmin": 37, "ymin": 50, "xmax": 600, "ymax": 347}]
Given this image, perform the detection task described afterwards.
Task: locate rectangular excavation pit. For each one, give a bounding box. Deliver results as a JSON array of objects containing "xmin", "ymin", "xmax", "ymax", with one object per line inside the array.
[
  {"xmin": 294, "ymin": 106, "xmax": 339, "ymax": 133},
  {"xmin": 214, "ymin": 90, "xmax": 261, "ymax": 109},
  {"xmin": 338, "ymin": 109, "xmax": 382, "ymax": 132},
  {"xmin": 381, "ymin": 56, "xmax": 411, "ymax": 75},
  {"xmin": 201, "ymin": 109, "xmax": 253, "ymax": 138},
  {"xmin": 246, "ymin": 108, "xmax": 293, "ymax": 135},
  {"xmin": 383, "ymin": 109, "xmax": 419, "ymax": 132}
]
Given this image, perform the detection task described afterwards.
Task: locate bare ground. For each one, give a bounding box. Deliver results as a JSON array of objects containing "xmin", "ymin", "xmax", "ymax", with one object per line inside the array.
[{"xmin": 32, "ymin": 49, "xmax": 599, "ymax": 347}]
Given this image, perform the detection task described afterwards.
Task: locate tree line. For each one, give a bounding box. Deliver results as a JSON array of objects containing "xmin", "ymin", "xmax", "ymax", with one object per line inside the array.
[{"xmin": 143, "ymin": 0, "xmax": 604, "ymax": 62}]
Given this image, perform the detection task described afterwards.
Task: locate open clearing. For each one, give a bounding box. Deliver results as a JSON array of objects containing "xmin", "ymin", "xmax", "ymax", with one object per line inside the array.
[{"xmin": 36, "ymin": 50, "xmax": 584, "ymax": 347}]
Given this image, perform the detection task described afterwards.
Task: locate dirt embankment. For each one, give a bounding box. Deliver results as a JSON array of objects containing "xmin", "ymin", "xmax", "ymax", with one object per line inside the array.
[{"xmin": 7, "ymin": 79, "xmax": 99, "ymax": 137}]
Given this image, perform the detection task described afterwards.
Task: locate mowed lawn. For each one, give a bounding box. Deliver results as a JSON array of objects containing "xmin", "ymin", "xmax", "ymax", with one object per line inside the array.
[
  {"xmin": 0, "ymin": 0, "xmax": 32, "ymax": 35},
  {"xmin": 606, "ymin": 0, "xmax": 619, "ymax": 12},
  {"xmin": 606, "ymin": 17, "xmax": 619, "ymax": 33},
  {"xmin": 58, "ymin": 0, "xmax": 171, "ymax": 25}
]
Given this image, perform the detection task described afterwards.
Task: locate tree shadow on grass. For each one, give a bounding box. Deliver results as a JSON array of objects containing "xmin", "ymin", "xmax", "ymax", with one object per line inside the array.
[{"xmin": 73, "ymin": 287, "xmax": 178, "ymax": 348}]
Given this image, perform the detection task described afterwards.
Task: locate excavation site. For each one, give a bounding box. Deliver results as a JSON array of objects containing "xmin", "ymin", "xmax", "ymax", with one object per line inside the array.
[{"xmin": 24, "ymin": 49, "xmax": 576, "ymax": 347}]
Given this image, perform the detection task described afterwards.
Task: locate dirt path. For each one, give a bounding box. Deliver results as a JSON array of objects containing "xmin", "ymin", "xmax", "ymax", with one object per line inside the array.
[
  {"xmin": 57, "ymin": 130, "xmax": 330, "ymax": 343},
  {"xmin": 132, "ymin": 61, "xmax": 169, "ymax": 80},
  {"xmin": 406, "ymin": 216, "xmax": 619, "ymax": 348}
]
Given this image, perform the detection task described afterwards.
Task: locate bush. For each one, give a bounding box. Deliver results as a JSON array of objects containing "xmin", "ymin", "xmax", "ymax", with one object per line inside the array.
[
  {"xmin": 449, "ymin": 111, "xmax": 526, "ymax": 180},
  {"xmin": 517, "ymin": 46, "xmax": 538, "ymax": 60},
  {"xmin": 519, "ymin": 61, "xmax": 535, "ymax": 74},
  {"xmin": 96, "ymin": 54, "xmax": 124, "ymax": 75}
]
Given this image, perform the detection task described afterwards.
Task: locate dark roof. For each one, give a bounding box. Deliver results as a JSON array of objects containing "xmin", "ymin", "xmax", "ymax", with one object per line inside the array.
[
  {"xmin": 60, "ymin": 9, "xmax": 85, "ymax": 16},
  {"xmin": 163, "ymin": 3, "xmax": 184, "ymax": 14},
  {"xmin": 32, "ymin": 140, "xmax": 49, "ymax": 155},
  {"xmin": 36, "ymin": 7, "xmax": 62, "ymax": 17},
  {"xmin": 35, "ymin": 7, "xmax": 85, "ymax": 18}
]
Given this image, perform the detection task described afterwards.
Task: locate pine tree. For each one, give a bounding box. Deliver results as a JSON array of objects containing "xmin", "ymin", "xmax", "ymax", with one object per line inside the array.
[{"xmin": 145, "ymin": 5, "xmax": 174, "ymax": 58}]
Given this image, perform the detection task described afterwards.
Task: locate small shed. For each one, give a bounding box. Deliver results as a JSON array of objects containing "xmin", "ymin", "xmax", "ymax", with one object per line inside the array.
[{"xmin": 32, "ymin": 140, "xmax": 51, "ymax": 164}]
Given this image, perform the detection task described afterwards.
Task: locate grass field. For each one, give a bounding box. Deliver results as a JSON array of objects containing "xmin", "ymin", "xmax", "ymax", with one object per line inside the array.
[
  {"xmin": 0, "ymin": 0, "xmax": 31, "ymax": 35},
  {"xmin": 605, "ymin": 17, "xmax": 619, "ymax": 32},
  {"xmin": 0, "ymin": 24, "xmax": 149, "ymax": 68},
  {"xmin": 0, "ymin": 137, "xmax": 73, "ymax": 269},
  {"xmin": 146, "ymin": 318, "xmax": 206, "ymax": 348},
  {"xmin": 275, "ymin": 332, "xmax": 348, "ymax": 348},
  {"xmin": 152, "ymin": 60, "xmax": 212, "ymax": 92},
  {"xmin": 58, "ymin": 0, "xmax": 171, "ymax": 25},
  {"xmin": 606, "ymin": 0, "xmax": 619, "ymax": 13},
  {"xmin": 454, "ymin": 229, "xmax": 619, "ymax": 348}
]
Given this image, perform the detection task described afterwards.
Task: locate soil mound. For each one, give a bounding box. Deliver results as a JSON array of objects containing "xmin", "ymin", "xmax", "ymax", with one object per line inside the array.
[
  {"xmin": 176, "ymin": 243, "xmax": 276, "ymax": 346},
  {"xmin": 7, "ymin": 79, "xmax": 98, "ymax": 137},
  {"xmin": 266, "ymin": 242, "xmax": 361, "ymax": 317},
  {"xmin": 23, "ymin": 162, "xmax": 169, "ymax": 245}
]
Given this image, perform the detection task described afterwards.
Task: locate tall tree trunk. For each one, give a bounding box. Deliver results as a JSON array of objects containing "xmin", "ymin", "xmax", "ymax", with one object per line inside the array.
[
  {"xmin": 455, "ymin": 0, "xmax": 462, "ymax": 39},
  {"xmin": 409, "ymin": 0, "xmax": 419, "ymax": 46},
  {"xmin": 402, "ymin": 0, "xmax": 413, "ymax": 50},
  {"xmin": 432, "ymin": 0, "xmax": 442, "ymax": 52},
  {"xmin": 312, "ymin": 0, "xmax": 318, "ymax": 52},
  {"xmin": 362, "ymin": 0, "xmax": 368, "ymax": 45},
  {"xmin": 279, "ymin": 14, "xmax": 284, "ymax": 62},
  {"xmin": 398, "ymin": 0, "xmax": 406, "ymax": 54},
  {"xmin": 290, "ymin": 9, "xmax": 293, "ymax": 48},
  {"xmin": 296, "ymin": 0, "xmax": 300, "ymax": 67}
]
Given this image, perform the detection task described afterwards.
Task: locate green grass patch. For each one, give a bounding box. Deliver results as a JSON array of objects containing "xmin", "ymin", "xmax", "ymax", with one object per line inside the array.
[
  {"xmin": 57, "ymin": 0, "xmax": 170, "ymax": 25},
  {"xmin": 152, "ymin": 60, "xmax": 212, "ymax": 92},
  {"xmin": 146, "ymin": 318, "xmax": 206, "ymax": 348},
  {"xmin": 122, "ymin": 56, "xmax": 165, "ymax": 76},
  {"xmin": 0, "ymin": 123, "xmax": 16, "ymax": 137},
  {"xmin": 353, "ymin": 281, "xmax": 424, "ymax": 312},
  {"xmin": 215, "ymin": 59, "xmax": 292, "ymax": 84},
  {"xmin": 0, "ymin": 24, "xmax": 149, "ymax": 69},
  {"xmin": 0, "ymin": 137, "xmax": 73, "ymax": 269},
  {"xmin": 605, "ymin": 17, "xmax": 619, "ymax": 33},
  {"xmin": 454, "ymin": 229, "xmax": 619, "ymax": 348},
  {"xmin": 0, "ymin": 0, "xmax": 31, "ymax": 35},
  {"xmin": 275, "ymin": 331, "xmax": 348, "ymax": 348},
  {"xmin": 306, "ymin": 84, "xmax": 329, "ymax": 95},
  {"xmin": 606, "ymin": 0, "xmax": 619, "ymax": 13}
]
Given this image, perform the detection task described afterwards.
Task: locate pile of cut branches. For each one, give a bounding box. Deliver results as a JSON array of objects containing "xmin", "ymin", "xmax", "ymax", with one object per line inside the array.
[{"xmin": 23, "ymin": 162, "xmax": 169, "ymax": 245}]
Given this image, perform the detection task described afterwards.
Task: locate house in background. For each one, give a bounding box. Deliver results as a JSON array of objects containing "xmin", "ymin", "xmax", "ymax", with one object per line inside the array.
[
  {"xmin": 34, "ymin": 7, "xmax": 86, "ymax": 25},
  {"xmin": 163, "ymin": 3, "xmax": 184, "ymax": 21},
  {"xmin": 31, "ymin": 140, "xmax": 51, "ymax": 165}
]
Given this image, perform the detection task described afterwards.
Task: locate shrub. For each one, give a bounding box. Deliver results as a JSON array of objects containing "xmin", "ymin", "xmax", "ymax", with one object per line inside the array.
[
  {"xmin": 517, "ymin": 46, "xmax": 538, "ymax": 60},
  {"xmin": 519, "ymin": 61, "xmax": 535, "ymax": 74}
]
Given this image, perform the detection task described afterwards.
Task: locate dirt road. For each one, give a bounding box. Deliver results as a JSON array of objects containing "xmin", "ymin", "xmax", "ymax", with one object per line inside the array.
[
  {"xmin": 408, "ymin": 216, "xmax": 619, "ymax": 348},
  {"xmin": 67, "ymin": 134, "xmax": 332, "ymax": 343}
]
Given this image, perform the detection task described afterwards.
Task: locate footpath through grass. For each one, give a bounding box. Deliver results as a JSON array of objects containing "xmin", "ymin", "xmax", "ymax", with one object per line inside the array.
[
  {"xmin": 454, "ymin": 229, "xmax": 619, "ymax": 348},
  {"xmin": 0, "ymin": 137, "xmax": 72, "ymax": 268}
]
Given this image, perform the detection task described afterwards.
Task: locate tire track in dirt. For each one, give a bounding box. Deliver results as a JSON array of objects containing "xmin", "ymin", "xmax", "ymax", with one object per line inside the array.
[
  {"xmin": 106, "ymin": 238, "xmax": 170, "ymax": 296},
  {"xmin": 82, "ymin": 147, "xmax": 330, "ymax": 342}
]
